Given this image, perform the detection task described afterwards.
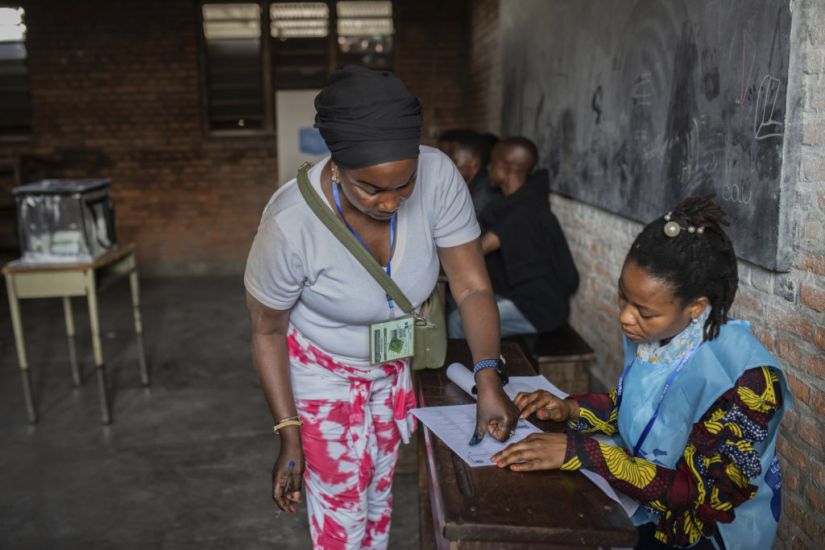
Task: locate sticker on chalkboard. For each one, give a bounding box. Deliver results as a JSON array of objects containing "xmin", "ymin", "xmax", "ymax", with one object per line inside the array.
[{"xmin": 299, "ymin": 127, "xmax": 328, "ymax": 155}]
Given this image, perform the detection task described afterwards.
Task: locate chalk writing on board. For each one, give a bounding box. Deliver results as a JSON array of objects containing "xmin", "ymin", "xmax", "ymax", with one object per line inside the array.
[
  {"xmin": 721, "ymin": 182, "xmax": 753, "ymax": 205},
  {"xmin": 754, "ymin": 75, "xmax": 784, "ymax": 140}
]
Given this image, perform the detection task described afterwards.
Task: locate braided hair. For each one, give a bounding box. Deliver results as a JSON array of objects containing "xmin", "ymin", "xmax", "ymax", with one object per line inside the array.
[{"xmin": 626, "ymin": 195, "xmax": 738, "ymax": 341}]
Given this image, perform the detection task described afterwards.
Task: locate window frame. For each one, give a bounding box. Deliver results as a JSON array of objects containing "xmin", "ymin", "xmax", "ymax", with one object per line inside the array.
[{"xmin": 197, "ymin": 0, "xmax": 396, "ymax": 138}]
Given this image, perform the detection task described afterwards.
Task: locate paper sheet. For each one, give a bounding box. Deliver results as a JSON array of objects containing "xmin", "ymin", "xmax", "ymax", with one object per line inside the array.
[
  {"xmin": 442, "ymin": 362, "xmax": 639, "ymax": 518},
  {"xmin": 412, "ymin": 404, "xmax": 542, "ymax": 467},
  {"xmin": 445, "ymin": 362, "xmax": 569, "ymax": 401}
]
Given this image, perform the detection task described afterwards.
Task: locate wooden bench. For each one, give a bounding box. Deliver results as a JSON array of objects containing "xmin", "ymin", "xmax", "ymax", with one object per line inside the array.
[
  {"xmin": 416, "ymin": 339, "xmax": 636, "ymax": 549},
  {"xmin": 506, "ymin": 324, "xmax": 595, "ymax": 395}
]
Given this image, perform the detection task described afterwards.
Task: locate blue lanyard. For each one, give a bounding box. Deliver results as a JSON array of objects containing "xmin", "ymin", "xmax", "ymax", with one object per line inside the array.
[
  {"xmin": 616, "ymin": 344, "xmax": 701, "ymax": 457},
  {"xmin": 332, "ymin": 182, "xmax": 397, "ymax": 309}
]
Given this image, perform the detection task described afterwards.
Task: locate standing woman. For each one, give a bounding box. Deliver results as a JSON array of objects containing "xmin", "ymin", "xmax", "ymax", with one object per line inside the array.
[
  {"xmin": 245, "ymin": 66, "xmax": 517, "ymax": 549},
  {"xmin": 493, "ymin": 196, "xmax": 790, "ymax": 550}
]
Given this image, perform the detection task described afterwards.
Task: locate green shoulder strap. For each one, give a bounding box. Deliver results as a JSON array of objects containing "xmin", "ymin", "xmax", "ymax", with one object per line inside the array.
[{"xmin": 296, "ymin": 163, "xmax": 416, "ymax": 314}]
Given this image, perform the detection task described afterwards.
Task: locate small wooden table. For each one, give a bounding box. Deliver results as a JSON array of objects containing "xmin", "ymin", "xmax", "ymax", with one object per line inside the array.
[
  {"xmin": 416, "ymin": 339, "xmax": 637, "ymax": 549},
  {"xmin": 3, "ymin": 244, "xmax": 149, "ymax": 424}
]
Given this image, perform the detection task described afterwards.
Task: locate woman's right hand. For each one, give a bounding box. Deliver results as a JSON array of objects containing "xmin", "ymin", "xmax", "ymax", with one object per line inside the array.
[
  {"xmin": 272, "ymin": 431, "xmax": 305, "ymax": 514},
  {"xmin": 514, "ymin": 390, "xmax": 578, "ymax": 422}
]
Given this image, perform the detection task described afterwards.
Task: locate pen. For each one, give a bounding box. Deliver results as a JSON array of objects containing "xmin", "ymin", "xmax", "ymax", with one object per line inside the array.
[{"xmin": 284, "ymin": 460, "xmax": 296, "ymax": 500}]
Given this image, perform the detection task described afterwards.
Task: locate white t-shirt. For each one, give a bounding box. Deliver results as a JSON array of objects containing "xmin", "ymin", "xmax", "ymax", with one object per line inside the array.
[{"xmin": 244, "ymin": 145, "xmax": 480, "ymax": 362}]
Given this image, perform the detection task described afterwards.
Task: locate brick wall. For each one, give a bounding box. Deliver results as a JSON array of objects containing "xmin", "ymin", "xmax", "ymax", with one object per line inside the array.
[
  {"xmin": 469, "ymin": 0, "xmax": 825, "ymax": 546},
  {"xmin": 394, "ymin": 0, "xmax": 469, "ymax": 143},
  {"xmin": 0, "ymin": 0, "xmax": 470, "ymax": 274},
  {"xmin": 466, "ymin": 0, "xmax": 501, "ymax": 134}
]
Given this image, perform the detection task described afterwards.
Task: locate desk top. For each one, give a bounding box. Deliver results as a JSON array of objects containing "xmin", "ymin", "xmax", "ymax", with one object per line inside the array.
[
  {"xmin": 2, "ymin": 244, "xmax": 135, "ymax": 275},
  {"xmin": 416, "ymin": 339, "xmax": 637, "ymax": 547}
]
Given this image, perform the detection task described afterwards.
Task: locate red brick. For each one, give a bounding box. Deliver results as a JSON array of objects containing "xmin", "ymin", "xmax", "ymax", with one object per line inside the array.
[
  {"xmin": 733, "ymin": 291, "xmax": 761, "ymax": 317},
  {"xmin": 811, "ymin": 461, "xmax": 825, "ymax": 488},
  {"xmin": 784, "ymin": 464, "xmax": 800, "ymax": 491},
  {"xmin": 801, "ymin": 285, "xmax": 825, "ymax": 313},
  {"xmin": 804, "ymin": 482, "xmax": 825, "ymax": 515},
  {"xmin": 803, "ymin": 353, "xmax": 825, "ymax": 378},
  {"xmin": 813, "ymin": 389, "xmax": 825, "ymax": 418},
  {"xmin": 785, "ymin": 317, "xmax": 816, "ymax": 341},
  {"xmin": 778, "ymin": 434, "xmax": 808, "ymax": 470},
  {"xmin": 798, "ymin": 416, "xmax": 824, "ymax": 450},
  {"xmin": 785, "ymin": 371, "xmax": 811, "ymax": 406},
  {"xmin": 818, "ymin": 328, "xmax": 825, "ymax": 352},
  {"xmin": 796, "ymin": 253, "xmax": 825, "ymax": 276},
  {"xmin": 791, "ymin": 535, "xmax": 812, "ymax": 550},
  {"xmin": 754, "ymin": 328, "xmax": 776, "ymax": 351},
  {"xmin": 785, "ymin": 495, "xmax": 825, "ymax": 544},
  {"xmin": 776, "ymin": 338, "xmax": 802, "ymax": 367}
]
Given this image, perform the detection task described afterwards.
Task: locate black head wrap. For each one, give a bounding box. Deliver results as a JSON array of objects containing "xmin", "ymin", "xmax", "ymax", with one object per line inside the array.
[{"xmin": 314, "ymin": 66, "xmax": 422, "ymax": 169}]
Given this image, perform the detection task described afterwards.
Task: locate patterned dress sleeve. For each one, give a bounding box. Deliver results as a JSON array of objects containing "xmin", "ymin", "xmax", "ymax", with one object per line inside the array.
[
  {"xmin": 560, "ymin": 367, "xmax": 783, "ymax": 547},
  {"xmin": 566, "ymin": 389, "xmax": 619, "ymax": 436}
]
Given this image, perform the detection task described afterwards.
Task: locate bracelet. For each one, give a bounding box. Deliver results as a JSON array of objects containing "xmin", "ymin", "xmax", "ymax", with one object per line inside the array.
[
  {"xmin": 273, "ymin": 415, "xmax": 303, "ymax": 435},
  {"xmin": 471, "ymin": 356, "xmax": 509, "ymax": 393},
  {"xmin": 473, "ymin": 358, "xmax": 500, "ymax": 375}
]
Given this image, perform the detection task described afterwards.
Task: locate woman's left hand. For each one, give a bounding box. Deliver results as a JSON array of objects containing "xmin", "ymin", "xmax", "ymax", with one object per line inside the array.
[
  {"xmin": 472, "ymin": 372, "xmax": 519, "ymax": 443},
  {"xmin": 491, "ymin": 432, "xmax": 568, "ymax": 471}
]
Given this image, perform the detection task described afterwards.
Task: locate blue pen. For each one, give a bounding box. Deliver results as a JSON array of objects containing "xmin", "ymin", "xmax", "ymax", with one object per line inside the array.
[{"xmin": 284, "ymin": 460, "xmax": 296, "ymax": 499}]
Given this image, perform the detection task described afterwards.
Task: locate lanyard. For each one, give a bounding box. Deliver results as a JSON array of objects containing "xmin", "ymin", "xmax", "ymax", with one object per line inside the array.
[
  {"xmin": 616, "ymin": 344, "xmax": 701, "ymax": 457},
  {"xmin": 332, "ymin": 183, "xmax": 397, "ymax": 309}
]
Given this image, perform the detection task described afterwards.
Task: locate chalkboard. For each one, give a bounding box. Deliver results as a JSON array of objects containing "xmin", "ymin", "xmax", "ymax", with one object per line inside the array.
[{"xmin": 500, "ymin": 0, "xmax": 793, "ymax": 270}]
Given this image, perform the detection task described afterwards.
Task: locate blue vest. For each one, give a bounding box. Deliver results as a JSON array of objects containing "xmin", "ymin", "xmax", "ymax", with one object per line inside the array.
[{"xmin": 617, "ymin": 320, "xmax": 790, "ymax": 550}]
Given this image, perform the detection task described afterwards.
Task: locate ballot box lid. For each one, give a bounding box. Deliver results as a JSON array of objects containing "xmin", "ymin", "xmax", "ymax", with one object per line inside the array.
[{"xmin": 13, "ymin": 179, "xmax": 110, "ymax": 196}]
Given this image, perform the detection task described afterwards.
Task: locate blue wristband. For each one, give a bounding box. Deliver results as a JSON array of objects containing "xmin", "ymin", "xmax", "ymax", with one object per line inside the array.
[
  {"xmin": 471, "ymin": 357, "xmax": 508, "ymax": 392},
  {"xmin": 472, "ymin": 358, "xmax": 500, "ymax": 375}
]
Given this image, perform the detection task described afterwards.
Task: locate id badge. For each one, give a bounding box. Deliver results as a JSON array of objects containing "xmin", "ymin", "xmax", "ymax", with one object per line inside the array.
[{"xmin": 369, "ymin": 315, "xmax": 415, "ymax": 365}]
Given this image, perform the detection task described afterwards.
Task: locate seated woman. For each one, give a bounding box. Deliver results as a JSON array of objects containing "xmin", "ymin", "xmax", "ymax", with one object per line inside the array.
[{"xmin": 492, "ymin": 196, "xmax": 790, "ymax": 550}]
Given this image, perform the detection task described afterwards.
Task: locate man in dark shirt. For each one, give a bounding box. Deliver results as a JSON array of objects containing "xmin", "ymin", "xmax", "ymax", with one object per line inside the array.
[
  {"xmin": 448, "ymin": 137, "xmax": 579, "ymax": 337},
  {"xmin": 438, "ymin": 129, "xmax": 499, "ymax": 216}
]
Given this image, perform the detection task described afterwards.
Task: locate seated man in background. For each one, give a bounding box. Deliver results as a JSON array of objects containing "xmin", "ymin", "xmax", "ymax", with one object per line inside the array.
[
  {"xmin": 449, "ymin": 137, "xmax": 579, "ymax": 337},
  {"xmin": 437, "ymin": 129, "xmax": 499, "ymax": 215}
]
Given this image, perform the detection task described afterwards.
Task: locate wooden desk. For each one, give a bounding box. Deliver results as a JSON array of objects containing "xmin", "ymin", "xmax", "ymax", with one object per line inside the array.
[
  {"xmin": 416, "ymin": 339, "xmax": 637, "ymax": 549},
  {"xmin": 3, "ymin": 244, "xmax": 149, "ymax": 424}
]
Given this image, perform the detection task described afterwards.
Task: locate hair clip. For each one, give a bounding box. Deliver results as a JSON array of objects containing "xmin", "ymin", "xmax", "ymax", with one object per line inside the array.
[{"xmin": 663, "ymin": 212, "xmax": 704, "ymax": 238}]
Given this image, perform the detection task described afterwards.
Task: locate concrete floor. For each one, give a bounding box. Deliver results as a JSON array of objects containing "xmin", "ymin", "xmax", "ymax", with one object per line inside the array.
[{"xmin": 0, "ymin": 276, "xmax": 420, "ymax": 549}]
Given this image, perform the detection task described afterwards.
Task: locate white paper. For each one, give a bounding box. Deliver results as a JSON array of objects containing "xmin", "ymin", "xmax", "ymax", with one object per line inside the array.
[
  {"xmin": 445, "ymin": 362, "xmax": 569, "ymax": 401},
  {"xmin": 503, "ymin": 375, "xmax": 568, "ymax": 401},
  {"xmin": 412, "ymin": 404, "xmax": 542, "ymax": 467},
  {"xmin": 445, "ymin": 363, "xmax": 476, "ymax": 396}
]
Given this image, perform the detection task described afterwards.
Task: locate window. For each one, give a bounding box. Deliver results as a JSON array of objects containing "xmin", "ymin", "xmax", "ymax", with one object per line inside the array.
[
  {"xmin": 270, "ymin": 2, "xmax": 330, "ymax": 89},
  {"xmin": 201, "ymin": 3, "xmax": 268, "ymax": 133},
  {"xmin": 336, "ymin": 1, "xmax": 393, "ymax": 70},
  {"xmin": 199, "ymin": 1, "xmax": 395, "ymax": 136},
  {"xmin": 0, "ymin": 6, "xmax": 31, "ymax": 140}
]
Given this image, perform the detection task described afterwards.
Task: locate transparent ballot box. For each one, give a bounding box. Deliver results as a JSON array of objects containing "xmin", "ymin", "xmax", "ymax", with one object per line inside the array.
[{"xmin": 13, "ymin": 179, "xmax": 117, "ymax": 264}]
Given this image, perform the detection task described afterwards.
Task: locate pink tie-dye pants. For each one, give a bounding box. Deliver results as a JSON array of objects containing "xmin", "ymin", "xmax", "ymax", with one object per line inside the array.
[{"xmin": 287, "ymin": 326, "xmax": 417, "ymax": 550}]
